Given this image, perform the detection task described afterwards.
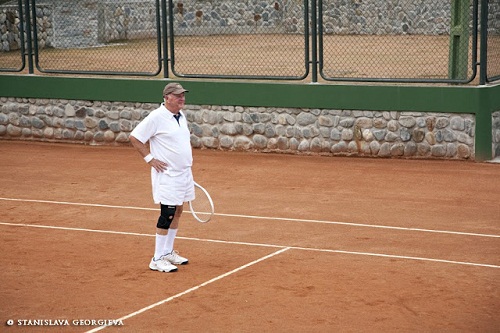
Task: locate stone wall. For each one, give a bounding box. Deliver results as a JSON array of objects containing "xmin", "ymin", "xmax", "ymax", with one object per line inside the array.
[
  {"xmin": 494, "ymin": 111, "xmax": 500, "ymax": 157},
  {"xmin": 0, "ymin": 5, "xmax": 23, "ymax": 52},
  {"xmin": 187, "ymin": 105, "xmax": 475, "ymax": 159},
  {"xmin": 0, "ymin": 97, "xmax": 481, "ymax": 160}
]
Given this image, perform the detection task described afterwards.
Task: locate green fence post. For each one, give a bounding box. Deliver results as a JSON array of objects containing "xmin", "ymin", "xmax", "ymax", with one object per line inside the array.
[
  {"xmin": 478, "ymin": 0, "xmax": 488, "ymax": 85},
  {"xmin": 448, "ymin": 0, "xmax": 471, "ymax": 80},
  {"xmin": 310, "ymin": 0, "xmax": 318, "ymax": 83},
  {"xmin": 24, "ymin": 0, "xmax": 34, "ymax": 74}
]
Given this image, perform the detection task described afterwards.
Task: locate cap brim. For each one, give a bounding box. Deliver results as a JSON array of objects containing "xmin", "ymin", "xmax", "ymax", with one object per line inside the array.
[{"xmin": 172, "ymin": 89, "xmax": 188, "ymax": 94}]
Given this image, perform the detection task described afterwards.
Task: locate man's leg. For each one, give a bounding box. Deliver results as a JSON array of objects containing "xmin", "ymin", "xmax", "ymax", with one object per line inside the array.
[
  {"xmin": 162, "ymin": 205, "xmax": 189, "ymax": 264},
  {"xmin": 149, "ymin": 205, "xmax": 178, "ymax": 272}
]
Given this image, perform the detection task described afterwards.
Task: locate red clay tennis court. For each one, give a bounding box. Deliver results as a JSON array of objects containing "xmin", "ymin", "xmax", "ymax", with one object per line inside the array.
[{"xmin": 1, "ymin": 141, "xmax": 499, "ymax": 332}]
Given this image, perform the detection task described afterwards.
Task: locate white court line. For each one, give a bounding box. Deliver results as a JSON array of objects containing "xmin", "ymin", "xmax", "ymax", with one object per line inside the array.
[
  {"xmin": 292, "ymin": 247, "xmax": 500, "ymax": 269},
  {"xmin": 1, "ymin": 197, "xmax": 499, "ymax": 239},
  {"xmin": 85, "ymin": 247, "xmax": 291, "ymax": 333},
  {"xmin": 1, "ymin": 221, "xmax": 499, "ymax": 269}
]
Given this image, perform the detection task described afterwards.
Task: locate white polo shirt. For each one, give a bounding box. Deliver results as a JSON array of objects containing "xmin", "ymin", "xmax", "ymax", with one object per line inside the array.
[{"xmin": 131, "ymin": 104, "xmax": 193, "ymax": 204}]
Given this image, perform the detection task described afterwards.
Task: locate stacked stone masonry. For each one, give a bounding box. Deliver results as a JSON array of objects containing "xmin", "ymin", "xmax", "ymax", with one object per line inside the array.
[
  {"xmin": 0, "ymin": 98, "xmax": 486, "ymax": 160},
  {"xmin": 494, "ymin": 111, "xmax": 500, "ymax": 158}
]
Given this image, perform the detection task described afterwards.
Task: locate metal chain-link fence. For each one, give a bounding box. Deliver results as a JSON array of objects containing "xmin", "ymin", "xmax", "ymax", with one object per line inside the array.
[
  {"xmin": 168, "ymin": 0, "xmax": 309, "ymax": 80},
  {"xmin": 486, "ymin": 0, "xmax": 500, "ymax": 82},
  {"xmin": 319, "ymin": 0, "xmax": 477, "ymax": 83},
  {"xmin": 0, "ymin": 0, "xmax": 498, "ymax": 84},
  {"xmin": 34, "ymin": 0, "xmax": 162, "ymax": 76},
  {"xmin": 0, "ymin": 0, "xmax": 162, "ymax": 75},
  {"xmin": 0, "ymin": 0, "xmax": 25, "ymax": 72}
]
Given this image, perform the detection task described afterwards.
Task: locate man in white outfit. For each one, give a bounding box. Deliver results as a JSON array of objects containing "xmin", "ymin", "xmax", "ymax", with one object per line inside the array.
[{"xmin": 129, "ymin": 82, "xmax": 194, "ymax": 273}]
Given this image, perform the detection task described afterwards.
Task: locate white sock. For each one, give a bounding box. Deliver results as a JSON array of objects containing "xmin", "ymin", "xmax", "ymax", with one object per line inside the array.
[
  {"xmin": 154, "ymin": 234, "xmax": 168, "ymax": 260},
  {"xmin": 163, "ymin": 228, "xmax": 178, "ymax": 255}
]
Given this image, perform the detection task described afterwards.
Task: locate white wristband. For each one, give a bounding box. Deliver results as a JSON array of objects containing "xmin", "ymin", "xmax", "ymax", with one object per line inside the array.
[{"xmin": 144, "ymin": 154, "xmax": 154, "ymax": 163}]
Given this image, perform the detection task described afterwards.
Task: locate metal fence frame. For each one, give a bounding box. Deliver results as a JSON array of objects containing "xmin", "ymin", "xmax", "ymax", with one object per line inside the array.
[
  {"xmin": 481, "ymin": 0, "xmax": 499, "ymax": 83},
  {"xmin": 0, "ymin": 0, "xmax": 497, "ymax": 84},
  {"xmin": 32, "ymin": 0, "xmax": 164, "ymax": 77},
  {"xmin": 317, "ymin": 0, "xmax": 480, "ymax": 84},
  {"xmin": 0, "ymin": 0, "xmax": 26, "ymax": 72},
  {"xmin": 166, "ymin": 0, "xmax": 311, "ymax": 81}
]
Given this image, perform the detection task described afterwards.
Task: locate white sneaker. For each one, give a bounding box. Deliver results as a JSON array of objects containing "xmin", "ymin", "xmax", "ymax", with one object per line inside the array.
[
  {"xmin": 149, "ymin": 257, "xmax": 178, "ymax": 272},
  {"xmin": 162, "ymin": 250, "xmax": 189, "ymax": 265}
]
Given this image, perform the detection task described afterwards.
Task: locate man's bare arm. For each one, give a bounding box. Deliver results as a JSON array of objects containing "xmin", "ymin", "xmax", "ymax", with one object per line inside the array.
[{"xmin": 130, "ymin": 135, "xmax": 167, "ymax": 172}]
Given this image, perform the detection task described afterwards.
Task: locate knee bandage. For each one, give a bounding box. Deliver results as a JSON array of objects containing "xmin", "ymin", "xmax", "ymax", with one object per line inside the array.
[{"xmin": 157, "ymin": 205, "xmax": 176, "ymax": 229}]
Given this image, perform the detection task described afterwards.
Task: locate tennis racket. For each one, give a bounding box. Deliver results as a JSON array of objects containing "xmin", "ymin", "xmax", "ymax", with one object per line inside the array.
[{"xmin": 189, "ymin": 182, "xmax": 214, "ymax": 223}]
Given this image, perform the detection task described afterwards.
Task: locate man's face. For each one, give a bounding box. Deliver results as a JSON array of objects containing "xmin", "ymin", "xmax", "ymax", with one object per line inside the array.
[{"xmin": 165, "ymin": 92, "xmax": 185, "ymax": 112}]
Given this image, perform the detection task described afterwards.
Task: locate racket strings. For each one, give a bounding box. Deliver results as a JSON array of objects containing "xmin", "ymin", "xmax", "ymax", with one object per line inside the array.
[{"xmin": 190, "ymin": 185, "xmax": 213, "ymax": 221}]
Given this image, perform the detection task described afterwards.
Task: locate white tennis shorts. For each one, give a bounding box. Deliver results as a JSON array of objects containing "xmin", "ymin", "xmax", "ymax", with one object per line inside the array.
[{"xmin": 152, "ymin": 169, "xmax": 195, "ymax": 206}]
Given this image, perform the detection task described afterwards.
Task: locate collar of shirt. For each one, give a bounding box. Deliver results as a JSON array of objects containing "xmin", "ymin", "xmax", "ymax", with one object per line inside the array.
[{"xmin": 162, "ymin": 103, "xmax": 183, "ymax": 121}]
